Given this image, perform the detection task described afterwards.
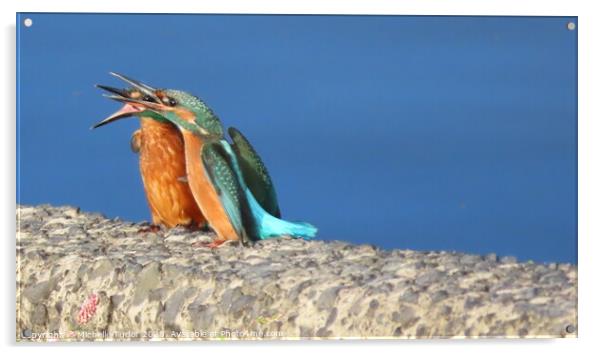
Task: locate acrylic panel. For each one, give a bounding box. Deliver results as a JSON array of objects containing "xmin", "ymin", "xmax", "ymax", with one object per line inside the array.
[{"xmin": 16, "ymin": 13, "xmax": 577, "ymax": 341}]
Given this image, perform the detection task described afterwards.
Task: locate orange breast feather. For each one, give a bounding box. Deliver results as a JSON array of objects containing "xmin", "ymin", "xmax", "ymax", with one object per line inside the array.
[{"xmin": 137, "ymin": 118, "xmax": 206, "ymax": 228}]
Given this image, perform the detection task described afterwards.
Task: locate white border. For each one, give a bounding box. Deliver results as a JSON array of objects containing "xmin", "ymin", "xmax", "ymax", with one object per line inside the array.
[
  {"xmin": 2, "ymin": 0, "xmax": 598, "ymax": 354},
  {"xmin": 0, "ymin": 0, "xmax": 588, "ymax": 16}
]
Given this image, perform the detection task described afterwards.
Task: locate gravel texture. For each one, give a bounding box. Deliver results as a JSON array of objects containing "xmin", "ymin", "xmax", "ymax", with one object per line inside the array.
[{"xmin": 16, "ymin": 204, "xmax": 577, "ymax": 341}]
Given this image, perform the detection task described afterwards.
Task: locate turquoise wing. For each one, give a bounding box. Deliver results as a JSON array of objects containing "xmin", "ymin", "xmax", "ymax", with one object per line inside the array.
[
  {"xmin": 215, "ymin": 138, "xmax": 318, "ymax": 242},
  {"xmin": 227, "ymin": 127, "xmax": 281, "ymax": 218},
  {"xmin": 201, "ymin": 141, "xmax": 251, "ymax": 244}
]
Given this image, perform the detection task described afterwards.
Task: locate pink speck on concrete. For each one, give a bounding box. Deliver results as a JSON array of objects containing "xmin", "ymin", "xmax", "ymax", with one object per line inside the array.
[{"xmin": 77, "ymin": 293, "xmax": 99, "ymax": 325}]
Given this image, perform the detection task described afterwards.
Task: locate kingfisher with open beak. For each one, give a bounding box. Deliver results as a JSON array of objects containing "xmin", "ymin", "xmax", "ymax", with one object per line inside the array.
[
  {"xmin": 93, "ymin": 72, "xmax": 206, "ymax": 231},
  {"xmin": 98, "ymin": 74, "xmax": 317, "ymax": 247}
]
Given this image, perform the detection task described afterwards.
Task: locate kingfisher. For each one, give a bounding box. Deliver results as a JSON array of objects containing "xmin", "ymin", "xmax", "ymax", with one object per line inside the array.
[
  {"xmin": 92, "ymin": 72, "xmax": 206, "ymax": 230},
  {"xmin": 101, "ymin": 75, "xmax": 317, "ymax": 247}
]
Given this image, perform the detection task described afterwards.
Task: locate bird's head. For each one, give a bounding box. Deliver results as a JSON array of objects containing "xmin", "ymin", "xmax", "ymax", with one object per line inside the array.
[
  {"xmin": 95, "ymin": 72, "xmax": 223, "ymax": 138},
  {"xmin": 149, "ymin": 89, "xmax": 224, "ymax": 138}
]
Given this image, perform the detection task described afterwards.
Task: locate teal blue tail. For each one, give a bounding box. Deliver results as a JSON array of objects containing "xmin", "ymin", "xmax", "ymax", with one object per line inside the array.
[
  {"xmin": 218, "ymin": 140, "xmax": 318, "ymax": 241},
  {"xmin": 245, "ymin": 189, "xmax": 318, "ymax": 240}
]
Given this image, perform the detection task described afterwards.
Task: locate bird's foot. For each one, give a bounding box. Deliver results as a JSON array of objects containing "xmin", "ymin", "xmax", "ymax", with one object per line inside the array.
[
  {"xmin": 137, "ymin": 224, "xmax": 163, "ymax": 234},
  {"xmin": 192, "ymin": 239, "xmax": 234, "ymax": 249}
]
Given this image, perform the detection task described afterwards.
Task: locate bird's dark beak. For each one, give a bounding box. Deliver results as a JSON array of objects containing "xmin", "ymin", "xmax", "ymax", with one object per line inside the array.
[
  {"xmin": 93, "ymin": 73, "xmax": 166, "ymax": 129},
  {"xmin": 98, "ymin": 72, "xmax": 171, "ymax": 113},
  {"xmin": 92, "ymin": 84, "xmax": 142, "ymax": 129},
  {"xmin": 96, "ymin": 84, "xmax": 128, "ymax": 98},
  {"xmin": 108, "ymin": 72, "xmax": 160, "ymax": 102},
  {"xmin": 100, "ymin": 93, "xmax": 169, "ymax": 113},
  {"xmin": 91, "ymin": 103, "xmax": 144, "ymax": 129}
]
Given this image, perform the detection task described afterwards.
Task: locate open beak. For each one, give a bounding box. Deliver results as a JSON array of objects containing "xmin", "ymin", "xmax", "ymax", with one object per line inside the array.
[
  {"xmin": 91, "ymin": 84, "xmax": 144, "ymax": 129},
  {"xmin": 92, "ymin": 73, "xmax": 165, "ymax": 129}
]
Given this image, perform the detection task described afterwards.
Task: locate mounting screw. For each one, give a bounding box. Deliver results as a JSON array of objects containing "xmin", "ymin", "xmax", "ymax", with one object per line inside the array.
[
  {"xmin": 567, "ymin": 22, "xmax": 576, "ymax": 31},
  {"xmin": 565, "ymin": 324, "xmax": 576, "ymax": 333},
  {"xmin": 23, "ymin": 18, "xmax": 33, "ymax": 27}
]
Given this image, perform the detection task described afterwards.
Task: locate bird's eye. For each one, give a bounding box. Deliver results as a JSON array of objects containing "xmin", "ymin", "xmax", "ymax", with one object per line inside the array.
[{"xmin": 162, "ymin": 96, "xmax": 177, "ymax": 107}]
